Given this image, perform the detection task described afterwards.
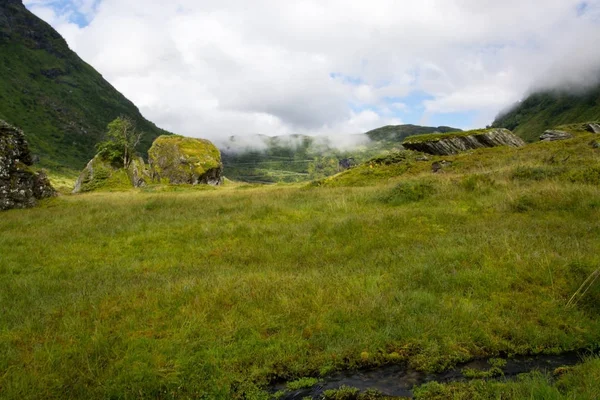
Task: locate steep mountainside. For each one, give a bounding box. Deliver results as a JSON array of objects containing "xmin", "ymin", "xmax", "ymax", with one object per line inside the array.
[
  {"xmin": 492, "ymin": 84, "xmax": 600, "ymax": 142},
  {"xmin": 0, "ymin": 0, "xmax": 170, "ymax": 170}
]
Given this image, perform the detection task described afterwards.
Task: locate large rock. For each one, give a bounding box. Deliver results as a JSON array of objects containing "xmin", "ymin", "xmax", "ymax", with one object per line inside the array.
[
  {"xmin": 586, "ymin": 123, "xmax": 600, "ymax": 134},
  {"xmin": 0, "ymin": 120, "xmax": 55, "ymax": 210},
  {"xmin": 72, "ymin": 155, "xmax": 150, "ymax": 193},
  {"xmin": 402, "ymin": 128, "xmax": 526, "ymax": 156},
  {"xmin": 540, "ymin": 130, "xmax": 573, "ymax": 142},
  {"xmin": 148, "ymin": 135, "xmax": 223, "ymax": 185}
]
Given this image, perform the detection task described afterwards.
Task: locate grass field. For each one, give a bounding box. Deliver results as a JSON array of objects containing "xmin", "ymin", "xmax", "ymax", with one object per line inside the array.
[{"xmin": 1, "ymin": 133, "xmax": 600, "ymax": 399}]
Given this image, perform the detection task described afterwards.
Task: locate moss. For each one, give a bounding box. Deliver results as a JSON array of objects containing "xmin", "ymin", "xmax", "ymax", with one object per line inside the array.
[
  {"xmin": 286, "ymin": 377, "xmax": 320, "ymax": 390},
  {"xmin": 148, "ymin": 135, "xmax": 221, "ymax": 184},
  {"xmin": 77, "ymin": 156, "xmax": 134, "ymax": 192},
  {"xmin": 402, "ymin": 128, "xmax": 497, "ymax": 145}
]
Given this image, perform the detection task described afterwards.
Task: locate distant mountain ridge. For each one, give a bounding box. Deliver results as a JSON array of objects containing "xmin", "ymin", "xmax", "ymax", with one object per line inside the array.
[
  {"xmin": 219, "ymin": 124, "xmax": 462, "ymax": 183},
  {"xmin": 0, "ymin": 0, "xmax": 170, "ymax": 170},
  {"xmin": 365, "ymin": 124, "xmax": 462, "ymax": 142},
  {"xmin": 492, "ymin": 83, "xmax": 600, "ymax": 142}
]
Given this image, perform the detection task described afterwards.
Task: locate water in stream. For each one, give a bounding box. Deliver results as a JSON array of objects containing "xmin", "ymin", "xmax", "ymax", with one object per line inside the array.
[{"xmin": 271, "ymin": 351, "xmax": 588, "ymax": 399}]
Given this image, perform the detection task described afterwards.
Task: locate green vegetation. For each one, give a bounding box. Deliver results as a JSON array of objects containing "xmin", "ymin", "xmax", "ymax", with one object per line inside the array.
[
  {"xmin": 221, "ymin": 125, "xmax": 461, "ymax": 184},
  {"xmin": 149, "ymin": 135, "xmax": 221, "ymax": 178},
  {"xmin": 2, "ymin": 130, "xmax": 600, "ymax": 398},
  {"xmin": 492, "ymin": 85, "xmax": 600, "ymax": 142},
  {"xmin": 366, "ymin": 124, "xmax": 461, "ymax": 142},
  {"xmin": 96, "ymin": 117, "xmax": 143, "ymax": 168},
  {"xmin": 413, "ymin": 356, "xmax": 600, "ymax": 399},
  {"xmin": 286, "ymin": 377, "xmax": 320, "ymax": 390},
  {"xmin": 73, "ymin": 155, "xmax": 134, "ymax": 193},
  {"xmin": 462, "ymin": 358, "xmax": 507, "ymax": 379},
  {"xmin": 402, "ymin": 128, "xmax": 493, "ymax": 145},
  {"xmin": 221, "ymin": 134, "xmax": 385, "ymax": 184},
  {"xmin": 0, "ymin": 1, "xmax": 170, "ymax": 171}
]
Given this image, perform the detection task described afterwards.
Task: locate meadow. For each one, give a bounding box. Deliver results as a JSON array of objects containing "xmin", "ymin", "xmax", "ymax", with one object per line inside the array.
[{"xmin": 1, "ymin": 133, "xmax": 600, "ymax": 399}]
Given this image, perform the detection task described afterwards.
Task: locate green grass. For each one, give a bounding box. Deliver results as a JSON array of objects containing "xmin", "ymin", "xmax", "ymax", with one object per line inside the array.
[
  {"xmin": 365, "ymin": 124, "xmax": 461, "ymax": 142},
  {"xmin": 413, "ymin": 356, "xmax": 600, "ymax": 399},
  {"xmin": 1, "ymin": 136, "xmax": 600, "ymax": 399},
  {"xmin": 402, "ymin": 128, "xmax": 498, "ymax": 145}
]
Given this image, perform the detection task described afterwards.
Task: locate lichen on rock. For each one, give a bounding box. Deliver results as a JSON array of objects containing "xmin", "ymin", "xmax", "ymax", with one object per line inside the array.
[
  {"xmin": 148, "ymin": 135, "xmax": 223, "ymax": 185},
  {"xmin": 0, "ymin": 120, "xmax": 56, "ymax": 211},
  {"xmin": 402, "ymin": 128, "xmax": 526, "ymax": 156}
]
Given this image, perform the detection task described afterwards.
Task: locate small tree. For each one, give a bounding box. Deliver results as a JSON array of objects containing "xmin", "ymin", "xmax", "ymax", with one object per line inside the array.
[{"xmin": 96, "ymin": 116, "xmax": 142, "ymax": 168}]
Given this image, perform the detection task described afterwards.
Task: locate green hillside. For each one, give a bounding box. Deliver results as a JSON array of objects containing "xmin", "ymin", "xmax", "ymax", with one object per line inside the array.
[
  {"xmin": 0, "ymin": 0, "xmax": 170, "ymax": 171},
  {"xmin": 365, "ymin": 124, "xmax": 461, "ymax": 142},
  {"xmin": 221, "ymin": 125, "xmax": 461, "ymax": 184},
  {"xmin": 492, "ymin": 84, "xmax": 600, "ymax": 142}
]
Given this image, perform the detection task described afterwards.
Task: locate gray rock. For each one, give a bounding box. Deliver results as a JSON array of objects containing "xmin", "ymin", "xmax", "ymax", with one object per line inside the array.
[
  {"xmin": 0, "ymin": 120, "xmax": 56, "ymax": 211},
  {"xmin": 591, "ymin": 140, "xmax": 600, "ymax": 149},
  {"xmin": 586, "ymin": 123, "xmax": 600, "ymax": 134},
  {"xmin": 540, "ymin": 130, "xmax": 573, "ymax": 142},
  {"xmin": 403, "ymin": 128, "xmax": 525, "ymax": 156}
]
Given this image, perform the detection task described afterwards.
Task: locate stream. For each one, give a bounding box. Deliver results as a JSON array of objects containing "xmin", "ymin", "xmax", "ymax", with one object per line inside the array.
[{"xmin": 271, "ymin": 351, "xmax": 589, "ymax": 399}]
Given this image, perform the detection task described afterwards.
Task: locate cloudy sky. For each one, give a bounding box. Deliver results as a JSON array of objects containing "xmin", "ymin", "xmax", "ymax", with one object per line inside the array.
[{"xmin": 23, "ymin": 0, "xmax": 600, "ymax": 140}]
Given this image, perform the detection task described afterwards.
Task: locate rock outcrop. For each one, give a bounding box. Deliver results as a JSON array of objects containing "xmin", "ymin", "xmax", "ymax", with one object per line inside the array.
[
  {"xmin": 0, "ymin": 120, "xmax": 55, "ymax": 210},
  {"xmin": 148, "ymin": 135, "xmax": 223, "ymax": 185},
  {"xmin": 72, "ymin": 155, "xmax": 151, "ymax": 193},
  {"xmin": 402, "ymin": 128, "xmax": 526, "ymax": 156},
  {"xmin": 586, "ymin": 123, "xmax": 600, "ymax": 134},
  {"xmin": 540, "ymin": 130, "xmax": 573, "ymax": 142}
]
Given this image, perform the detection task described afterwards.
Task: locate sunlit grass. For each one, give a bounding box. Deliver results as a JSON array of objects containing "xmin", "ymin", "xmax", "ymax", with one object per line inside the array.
[{"xmin": 1, "ymin": 135, "xmax": 600, "ymax": 399}]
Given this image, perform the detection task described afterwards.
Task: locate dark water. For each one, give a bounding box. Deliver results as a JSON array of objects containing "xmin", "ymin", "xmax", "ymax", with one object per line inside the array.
[{"xmin": 271, "ymin": 351, "xmax": 587, "ymax": 399}]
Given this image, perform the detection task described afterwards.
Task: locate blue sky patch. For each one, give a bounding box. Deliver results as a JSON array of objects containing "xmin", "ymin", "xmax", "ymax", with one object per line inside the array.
[
  {"xmin": 576, "ymin": 2, "xmax": 589, "ymax": 16},
  {"xmin": 27, "ymin": 0, "xmax": 98, "ymax": 27}
]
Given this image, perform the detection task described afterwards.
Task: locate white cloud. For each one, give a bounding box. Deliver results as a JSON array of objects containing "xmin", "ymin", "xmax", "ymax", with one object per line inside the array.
[{"xmin": 25, "ymin": 0, "xmax": 600, "ymax": 138}]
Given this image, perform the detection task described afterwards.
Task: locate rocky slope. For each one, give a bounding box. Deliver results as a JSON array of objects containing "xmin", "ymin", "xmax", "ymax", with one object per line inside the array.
[
  {"xmin": 402, "ymin": 128, "xmax": 526, "ymax": 155},
  {"xmin": 0, "ymin": 0, "xmax": 170, "ymax": 170},
  {"xmin": 0, "ymin": 120, "xmax": 55, "ymax": 210}
]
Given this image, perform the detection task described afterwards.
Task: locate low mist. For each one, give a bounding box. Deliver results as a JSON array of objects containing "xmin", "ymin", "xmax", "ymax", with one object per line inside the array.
[{"xmin": 215, "ymin": 133, "xmax": 372, "ymax": 155}]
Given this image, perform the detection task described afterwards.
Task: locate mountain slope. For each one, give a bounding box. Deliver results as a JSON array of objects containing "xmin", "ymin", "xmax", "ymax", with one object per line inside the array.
[
  {"xmin": 219, "ymin": 124, "xmax": 462, "ymax": 183},
  {"xmin": 0, "ymin": 0, "xmax": 170, "ymax": 170},
  {"xmin": 365, "ymin": 124, "xmax": 461, "ymax": 142},
  {"xmin": 492, "ymin": 84, "xmax": 600, "ymax": 142}
]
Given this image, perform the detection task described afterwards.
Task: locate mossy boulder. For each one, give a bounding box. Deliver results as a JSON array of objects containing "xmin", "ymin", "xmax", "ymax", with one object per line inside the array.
[
  {"xmin": 403, "ymin": 128, "xmax": 526, "ymax": 155},
  {"xmin": 0, "ymin": 120, "xmax": 56, "ymax": 210},
  {"xmin": 72, "ymin": 155, "xmax": 151, "ymax": 193},
  {"xmin": 148, "ymin": 135, "xmax": 223, "ymax": 185}
]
